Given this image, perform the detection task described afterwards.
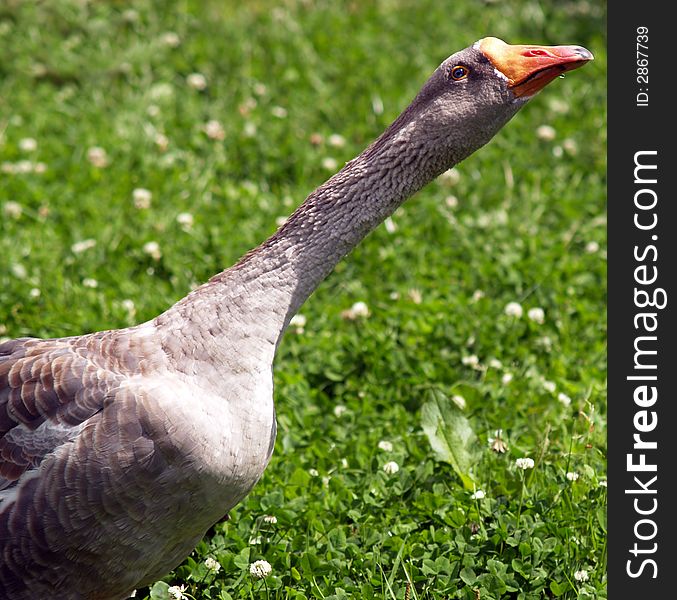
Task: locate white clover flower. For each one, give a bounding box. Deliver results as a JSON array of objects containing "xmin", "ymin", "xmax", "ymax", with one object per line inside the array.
[
  {"xmin": 154, "ymin": 132, "xmax": 169, "ymax": 151},
  {"xmin": 167, "ymin": 585, "xmax": 188, "ymax": 600},
  {"xmin": 542, "ymin": 380, "xmax": 557, "ymax": 393},
  {"xmin": 186, "ymin": 72, "xmax": 207, "ymax": 90},
  {"xmin": 328, "ymin": 133, "xmax": 346, "ymax": 147},
  {"xmin": 566, "ymin": 471, "xmax": 579, "ymax": 482},
  {"xmin": 5, "ymin": 158, "xmax": 33, "ymax": 173},
  {"xmin": 471, "ymin": 490, "xmax": 485, "ymax": 500},
  {"xmin": 308, "ymin": 468, "xmax": 319, "ymax": 477},
  {"xmin": 558, "ymin": 392, "xmax": 572, "ymax": 407},
  {"xmin": 263, "ymin": 514, "xmax": 278, "ymax": 524},
  {"xmin": 341, "ymin": 301, "xmax": 369, "ymax": 320},
  {"xmin": 150, "ymin": 82, "xmax": 174, "ymax": 101},
  {"xmin": 585, "ymin": 240, "xmax": 600, "ymax": 254},
  {"xmin": 461, "ymin": 354, "xmax": 480, "ymax": 368},
  {"xmin": 536, "ymin": 124, "xmax": 556, "ymax": 141},
  {"xmin": 176, "ymin": 212, "xmax": 194, "ymax": 230},
  {"xmin": 537, "ymin": 336, "xmax": 553, "ymax": 351},
  {"xmin": 445, "ymin": 195, "xmax": 459, "ymax": 208},
  {"xmin": 407, "ymin": 288, "xmax": 423, "ymax": 304},
  {"xmin": 574, "ymin": 569, "xmax": 589, "ymax": 582},
  {"xmin": 321, "ymin": 157, "xmax": 338, "ymax": 171},
  {"xmin": 488, "ymin": 358, "xmax": 502, "ymax": 369},
  {"xmin": 3, "ymin": 201, "xmax": 23, "ymax": 218},
  {"xmin": 333, "ymin": 404, "xmax": 347, "ymax": 417},
  {"xmin": 87, "ymin": 146, "xmax": 109, "ymax": 167},
  {"xmin": 33, "ymin": 161, "xmax": 47, "ymax": 174},
  {"xmin": 271, "ymin": 106, "xmax": 288, "ymax": 119},
  {"xmin": 121, "ymin": 9, "xmax": 138, "ymax": 22},
  {"xmin": 11, "ymin": 263, "xmax": 27, "ymax": 279},
  {"xmin": 71, "ymin": 239, "xmax": 96, "ymax": 254},
  {"xmin": 471, "ymin": 289, "xmax": 484, "ymax": 302},
  {"xmin": 250, "ymin": 559, "xmax": 272, "ymax": 579},
  {"xmin": 132, "ymin": 188, "xmax": 152, "ymax": 209},
  {"xmin": 204, "ymin": 119, "xmax": 225, "ymax": 140},
  {"xmin": 488, "ymin": 429, "xmax": 508, "ymax": 453},
  {"xmin": 383, "ymin": 461, "xmax": 400, "ymax": 474},
  {"xmin": 527, "ymin": 307, "xmax": 545, "ymax": 324},
  {"xmin": 439, "ymin": 167, "xmax": 460, "ymax": 186},
  {"xmin": 289, "ymin": 314, "xmax": 306, "ymax": 333},
  {"xmin": 29, "ymin": 287, "xmax": 41, "ymax": 298},
  {"xmin": 19, "ymin": 137, "xmax": 37, "ymax": 152},
  {"xmin": 14, "ymin": 160, "xmax": 33, "ymax": 173},
  {"xmin": 238, "ymin": 97, "xmax": 257, "ymax": 116},
  {"xmin": 82, "ymin": 278, "xmax": 98, "ymax": 288},
  {"xmin": 504, "ymin": 301, "xmax": 523, "ymax": 318},
  {"xmin": 142, "ymin": 241, "xmax": 162, "ymax": 260},
  {"xmin": 562, "ymin": 138, "xmax": 578, "ymax": 155},
  {"xmin": 253, "ymin": 82, "xmax": 267, "ymax": 96},
  {"xmin": 549, "ymin": 98, "xmax": 570, "ymax": 114},
  {"xmin": 598, "ymin": 479, "xmax": 607, "ymax": 488},
  {"xmin": 476, "ymin": 213, "xmax": 493, "ymax": 229},
  {"xmin": 515, "ymin": 457, "xmax": 535, "ymax": 470},
  {"xmin": 121, "ymin": 299, "xmax": 136, "ymax": 317},
  {"xmin": 161, "ymin": 31, "xmax": 181, "ymax": 47},
  {"xmin": 501, "ymin": 372, "xmax": 513, "ymax": 385},
  {"xmin": 378, "ymin": 440, "xmax": 393, "ymax": 452},
  {"xmin": 204, "ymin": 556, "xmax": 221, "ymax": 572},
  {"xmin": 452, "ymin": 394, "xmax": 467, "ymax": 410}
]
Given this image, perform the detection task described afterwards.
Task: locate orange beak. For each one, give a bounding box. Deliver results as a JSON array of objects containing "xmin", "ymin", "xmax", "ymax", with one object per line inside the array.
[{"xmin": 478, "ymin": 37, "xmax": 594, "ymax": 98}]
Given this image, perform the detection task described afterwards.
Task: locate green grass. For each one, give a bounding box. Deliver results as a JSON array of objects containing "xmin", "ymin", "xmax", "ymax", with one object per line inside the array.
[{"xmin": 0, "ymin": 1, "xmax": 606, "ymax": 598}]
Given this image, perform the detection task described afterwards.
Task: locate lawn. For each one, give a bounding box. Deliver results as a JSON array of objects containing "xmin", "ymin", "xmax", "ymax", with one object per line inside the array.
[{"xmin": 0, "ymin": 1, "xmax": 606, "ymax": 599}]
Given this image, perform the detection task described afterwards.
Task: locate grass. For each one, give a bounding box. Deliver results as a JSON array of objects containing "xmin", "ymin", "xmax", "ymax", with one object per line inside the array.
[{"xmin": 0, "ymin": 1, "xmax": 606, "ymax": 598}]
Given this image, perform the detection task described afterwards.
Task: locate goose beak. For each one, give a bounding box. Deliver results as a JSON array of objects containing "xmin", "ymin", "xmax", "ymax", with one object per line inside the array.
[{"xmin": 478, "ymin": 37, "xmax": 594, "ymax": 98}]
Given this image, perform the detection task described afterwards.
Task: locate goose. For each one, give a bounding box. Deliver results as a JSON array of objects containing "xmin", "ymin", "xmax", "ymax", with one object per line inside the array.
[{"xmin": 0, "ymin": 37, "xmax": 592, "ymax": 599}]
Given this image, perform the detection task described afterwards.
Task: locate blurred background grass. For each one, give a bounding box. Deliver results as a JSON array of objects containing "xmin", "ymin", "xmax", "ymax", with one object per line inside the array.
[{"xmin": 0, "ymin": 1, "xmax": 606, "ymax": 598}]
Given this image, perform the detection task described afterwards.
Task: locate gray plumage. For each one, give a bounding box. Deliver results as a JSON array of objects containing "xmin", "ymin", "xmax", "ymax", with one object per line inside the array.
[{"xmin": 0, "ymin": 38, "xmax": 592, "ymax": 599}]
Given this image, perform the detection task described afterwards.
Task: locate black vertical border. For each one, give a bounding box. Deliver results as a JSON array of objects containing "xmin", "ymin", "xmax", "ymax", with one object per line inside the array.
[{"xmin": 608, "ymin": 3, "xmax": 675, "ymax": 595}]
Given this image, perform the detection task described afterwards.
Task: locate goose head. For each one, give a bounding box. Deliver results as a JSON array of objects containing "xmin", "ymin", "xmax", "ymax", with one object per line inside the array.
[{"xmin": 372, "ymin": 37, "xmax": 593, "ymax": 173}]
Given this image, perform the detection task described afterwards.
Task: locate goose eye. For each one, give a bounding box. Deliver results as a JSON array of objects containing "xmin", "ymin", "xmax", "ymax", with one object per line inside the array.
[{"xmin": 450, "ymin": 65, "xmax": 469, "ymax": 80}]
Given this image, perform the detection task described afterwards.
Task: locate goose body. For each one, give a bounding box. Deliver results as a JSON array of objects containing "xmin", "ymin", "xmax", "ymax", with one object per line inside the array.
[{"xmin": 0, "ymin": 38, "xmax": 592, "ymax": 599}]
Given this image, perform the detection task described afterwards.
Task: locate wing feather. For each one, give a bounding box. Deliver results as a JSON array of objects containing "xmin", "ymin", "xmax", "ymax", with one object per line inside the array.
[{"xmin": 0, "ymin": 333, "xmax": 128, "ymax": 489}]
